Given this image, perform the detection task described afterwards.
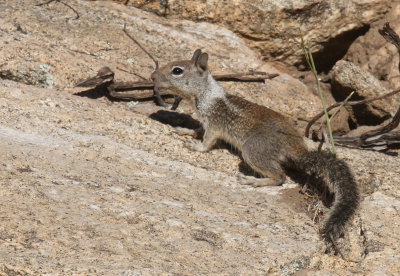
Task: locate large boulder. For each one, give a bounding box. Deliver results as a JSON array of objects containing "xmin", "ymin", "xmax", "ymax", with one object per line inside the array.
[
  {"xmin": 0, "ymin": 0, "xmax": 323, "ymax": 126},
  {"xmin": 1, "ymin": 78, "xmax": 400, "ymax": 275},
  {"xmin": 331, "ymin": 60, "xmax": 394, "ymax": 125},
  {"xmin": 117, "ymin": 0, "xmax": 393, "ymax": 68},
  {"xmin": 345, "ymin": 2, "xmax": 400, "ymax": 91}
]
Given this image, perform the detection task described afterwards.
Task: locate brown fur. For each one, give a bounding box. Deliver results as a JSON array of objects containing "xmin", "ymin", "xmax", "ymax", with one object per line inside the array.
[{"xmin": 151, "ymin": 50, "xmax": 359, "ymax": 239}]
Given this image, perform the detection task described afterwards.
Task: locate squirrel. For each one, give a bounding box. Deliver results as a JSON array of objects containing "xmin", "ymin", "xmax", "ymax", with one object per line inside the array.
[{"xmin": 151, "ymin": 49, "xmax": 359, "ymax": 240}]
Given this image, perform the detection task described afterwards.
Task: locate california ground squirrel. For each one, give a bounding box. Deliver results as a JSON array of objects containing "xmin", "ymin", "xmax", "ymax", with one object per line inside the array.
[{"xmin": 151, "ymin": 49, "xmax": 359, "ymax": 240}]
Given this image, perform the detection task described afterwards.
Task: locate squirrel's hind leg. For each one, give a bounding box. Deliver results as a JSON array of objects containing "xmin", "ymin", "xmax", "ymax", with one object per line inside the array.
[{"xmin": 240, "ymin": 136, "xmax": 286, "ymax": 187}]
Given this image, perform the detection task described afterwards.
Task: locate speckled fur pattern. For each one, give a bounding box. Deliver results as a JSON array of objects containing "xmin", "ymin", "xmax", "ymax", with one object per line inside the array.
[{"xmin": 151, "ymin": 49, "xmax": 360, "ymax": 239}]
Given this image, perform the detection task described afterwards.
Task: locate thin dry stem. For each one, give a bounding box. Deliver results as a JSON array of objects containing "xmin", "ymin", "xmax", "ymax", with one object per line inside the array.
[
  {"xmin": 305, "ymin": 88, "xmax": 400, "ymax": 138},
  {"xmin": 36, "ymin": 0, "xmax": 79, "ymax": 19},
  {"xmin": 301, "ymin": 37, "xmax": 335, "ymax": 152},
  {"xmin": 123, "ymin": 24, "xmax": 159, "ymax": 70}
]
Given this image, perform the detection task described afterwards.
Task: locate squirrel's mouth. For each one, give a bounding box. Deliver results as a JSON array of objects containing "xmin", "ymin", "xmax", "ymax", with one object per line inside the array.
[
  {"xmin": 152, "ymin": 79, "xmax": 171, "ymax": 91},
  {"xmin": 153, "ymin": 86, "xmax": 170, "ymax": 93}
]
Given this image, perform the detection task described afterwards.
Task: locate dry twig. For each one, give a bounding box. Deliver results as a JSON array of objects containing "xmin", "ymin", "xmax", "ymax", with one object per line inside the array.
[
  {"xmin": 116, "ymin": 67, "xmax": 147, "ymax": 80},
  {"xmin": 305, "ymin": 88, "xmax": 400, "ymax": 138},
  {"xmin": 76, "ymin": 67, "xmax": 277, "ymax": 101},
  {"xmin": 123, "ymin": 24, "xmax": 159, "ymax": 70},
  {"xmin": 123, "ymin": 24, "xmax": 172, "ymax": 107},
  {"xmin": 306, "ymin": 22, "xmax": 400, "ymax": 151},
  {"xmin": 332, "ymin": 106, "xmax": 400, "ymax": 151},
  {"xmin": 379, "ymin": 22, "xmax": 400, "ymax": 72},
  {"xmin": 36, "ymin": 0, "xmax": 80, "ymax": 20}
]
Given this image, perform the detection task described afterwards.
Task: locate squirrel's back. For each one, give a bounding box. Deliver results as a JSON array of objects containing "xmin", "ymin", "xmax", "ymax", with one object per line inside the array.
[{"xmin": 205, "ymin": 94, "xmax": 308, "ymax": 161}]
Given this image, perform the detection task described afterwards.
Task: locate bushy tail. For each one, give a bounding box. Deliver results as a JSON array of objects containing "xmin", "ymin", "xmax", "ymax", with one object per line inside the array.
[{"xmin": 294, "ymin": 150, "xmax": 359, "ymax": 239}]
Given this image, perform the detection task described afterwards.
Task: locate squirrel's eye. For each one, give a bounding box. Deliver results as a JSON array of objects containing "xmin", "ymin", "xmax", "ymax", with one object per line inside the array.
[{"xmin": 172, "ymin": 67, "xmax": 184, "ymax": 75}]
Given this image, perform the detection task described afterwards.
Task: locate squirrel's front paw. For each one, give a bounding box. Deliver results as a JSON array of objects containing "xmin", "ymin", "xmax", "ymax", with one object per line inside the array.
[
  {"xmin": 184, "ymin": 141, "xmax": 208, "ymax": 152},
  {"xmin": 175, "ymin": 127, "xmax": 196, "ymax": 137}
]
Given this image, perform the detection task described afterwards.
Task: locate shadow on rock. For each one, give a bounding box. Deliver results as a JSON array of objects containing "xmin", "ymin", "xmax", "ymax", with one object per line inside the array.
[{"xmin": 149, "ymin": 110, "xmax": 201, "ymax": 129}]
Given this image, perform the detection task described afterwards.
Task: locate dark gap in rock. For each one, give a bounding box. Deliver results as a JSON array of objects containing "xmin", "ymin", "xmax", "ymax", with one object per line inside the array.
[
  {"xmin": 300, "ymin": 24, "xmax": 370, "ymax": 73},
  {"xmin": 331, "ymin": 82, "xmax": 390, "ymax": 127},
  {"xmin": 350, "ymin": 104, "xmax": 390, "ymax": 126},
  {"xmin": 347, "ymin": 115, "xmax": 358, "ymax": 130}
]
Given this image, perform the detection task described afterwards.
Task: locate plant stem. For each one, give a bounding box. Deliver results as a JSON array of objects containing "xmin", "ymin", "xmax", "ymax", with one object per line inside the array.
[{"xmin": 301, "ymin": 38, "xmax": 336, "ymax": 153}]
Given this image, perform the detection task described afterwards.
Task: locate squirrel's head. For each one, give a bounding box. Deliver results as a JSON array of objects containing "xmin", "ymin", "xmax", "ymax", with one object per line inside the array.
[{"xmin": 151, "ymin": 49, "xmax": 210, "ymax": 100}]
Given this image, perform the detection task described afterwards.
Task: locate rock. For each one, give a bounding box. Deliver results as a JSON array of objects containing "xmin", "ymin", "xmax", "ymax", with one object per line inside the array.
[
  {"xmin": 0, "ymin": 79, "xmax": 320, "ymax": 275},
  {"xmin": 345, "ymin": 2, "xmax": 400, "ymax": 91},
  {"xmin": 2, "ymin": 75, "xmax": 400, "ymax": 275},
  {"xmin": 115, "ymin": 0, "xmax": 392, "ymax": 68},
  {"xmin": 0, "ymin": 0, "xmax": 321, "ymax": 131},
  {"xmin": 0, "ymin": 0, "xmax": 262, "ymax": 89},
  {"xmin": 0, "ymin": 0, "xmax": 399, "ymax": 275},
  {"xmin": 1, "ymin": 78, "xmax": 400, "ymax": 274},
  {"xmin": 359, "ymin": 192, "xmax": 400, "ymax": 275},
  {"xmin": 331, "ymin": 60, "xmax": 393, "ymax": 126}
]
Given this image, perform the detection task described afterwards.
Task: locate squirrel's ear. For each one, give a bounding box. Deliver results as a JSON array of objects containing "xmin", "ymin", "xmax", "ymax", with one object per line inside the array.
[
  {"xmin": 195, "ymin": 52, "xmax": 208, "ymax": 73},
  {"xmin": 191, "ymin": 49, "xmax": 202, "ymax": 61}
]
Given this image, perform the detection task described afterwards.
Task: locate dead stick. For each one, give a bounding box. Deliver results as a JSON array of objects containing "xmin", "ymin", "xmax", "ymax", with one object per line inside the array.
[
  {"xmin": 76, "ymin": 67, "xmax": 278, "ymax": 103},
  {"xmin": 123, "ymin": 24, "xmax": 168, "ymax": 106},
  {"xmin": 379, "ymin": 22, "xmax": 400, "ymax": 72},
  {"xmin": 116, "ymin": 67, "xmax": 147, "ymax": 80},
  {"xmin": 106, "ymin": 72, "xmax": 277, "ymax": 100},
  {"xmin": 331, "ymin": 131, "xmax": 400, "ymax": 150},
  {"xmin": 305, "ymin": 88, "xmax": 400, "ymax": 138},
  {"xmin": 108, "ymin": 90, "xmax": 161, "ymax": 100},
  {"xmin": 113, "ymin": 81, "xmax": 154, "ymax": 90},
  {"xmin": 123, "ymin": 23, "xmax": 159, "ymax": 70},
  {"xmin": 311, "ymin": 106, "xmax": 400, "ymax": 151},
  {"xmin": 360, "ymin": 105, "xmax": 400, "ymax": 140},
  {"xmin": 76, "ymin": 70, "xmax": 277, "ymax": 89},
  {"xmin": 36, "ymin": 0, "xmax": 57, "ymax": 5},
  {"xmin": 215, "ymin": 72, "xmax": 278, "ymax": 81},
  {"xmin": 110, "ymin": 72, "xmax": 277, "ymax": 96},
  {"xmin": 36, "ymin": 0, "xmax": 79, "ymax": 19}
]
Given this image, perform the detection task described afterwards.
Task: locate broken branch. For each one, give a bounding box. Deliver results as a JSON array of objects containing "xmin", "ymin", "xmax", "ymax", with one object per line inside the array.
[
  {"xmin": 75, "ymin": 67, "xmax": 278, "ymax": 101},
  {"xmin": 36, "ymin": 0, "xmax": 57, "ymax": 5},
  {"xmin": 379, "ymin": 22, "xmax": 400, "ymax": 72},
  {"xmin": 116, "ymin": 66, "xmax": 147, "ymax": 80},
  {"xmin": 360, "ymin": 105, "xmax": 400, "ymax": 141},
  {"xmin": 36, "ymin": 0, "xmax": 80, "ymax": 20},
  {"xmin": 333, "ymin": 105, "xmax": 399, "ymax": 151},
  {"xmin": 305, "ymin": 88, "xmax": 400, "ymax": 138},
  {"xmin": 123, "ymin": 24, "xmax": 159, "ymax": 70},
  {"xmin": 213, "ymin": 71, "xmax": 278, "ymax": 82}
]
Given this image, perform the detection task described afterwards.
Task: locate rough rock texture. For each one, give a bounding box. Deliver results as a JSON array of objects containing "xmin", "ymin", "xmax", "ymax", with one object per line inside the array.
[
  {"xmin": 1, "ymin": 78, "xmax": 400, "ymax": 276},
  {"xmin": 0, "ymin": 0, "xmax": 400, "ymax": 275},
  {"xmin": 345, "ymin": 1, "xmax": 400, "ymax": 90},
  {"xmin": 331, "ymin": 60, "xmax": 394, "ymax": 126},
  {"xmin": 0, "ymin": 0, "xmax": 324, "ymax": 126},
  {"xmin": 115, "ymin": 0, "xmax": 392, "ymax": 68},
  {"xmin": 1, "ymin": 0, "xmax": 263, "ymax": 89}
]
